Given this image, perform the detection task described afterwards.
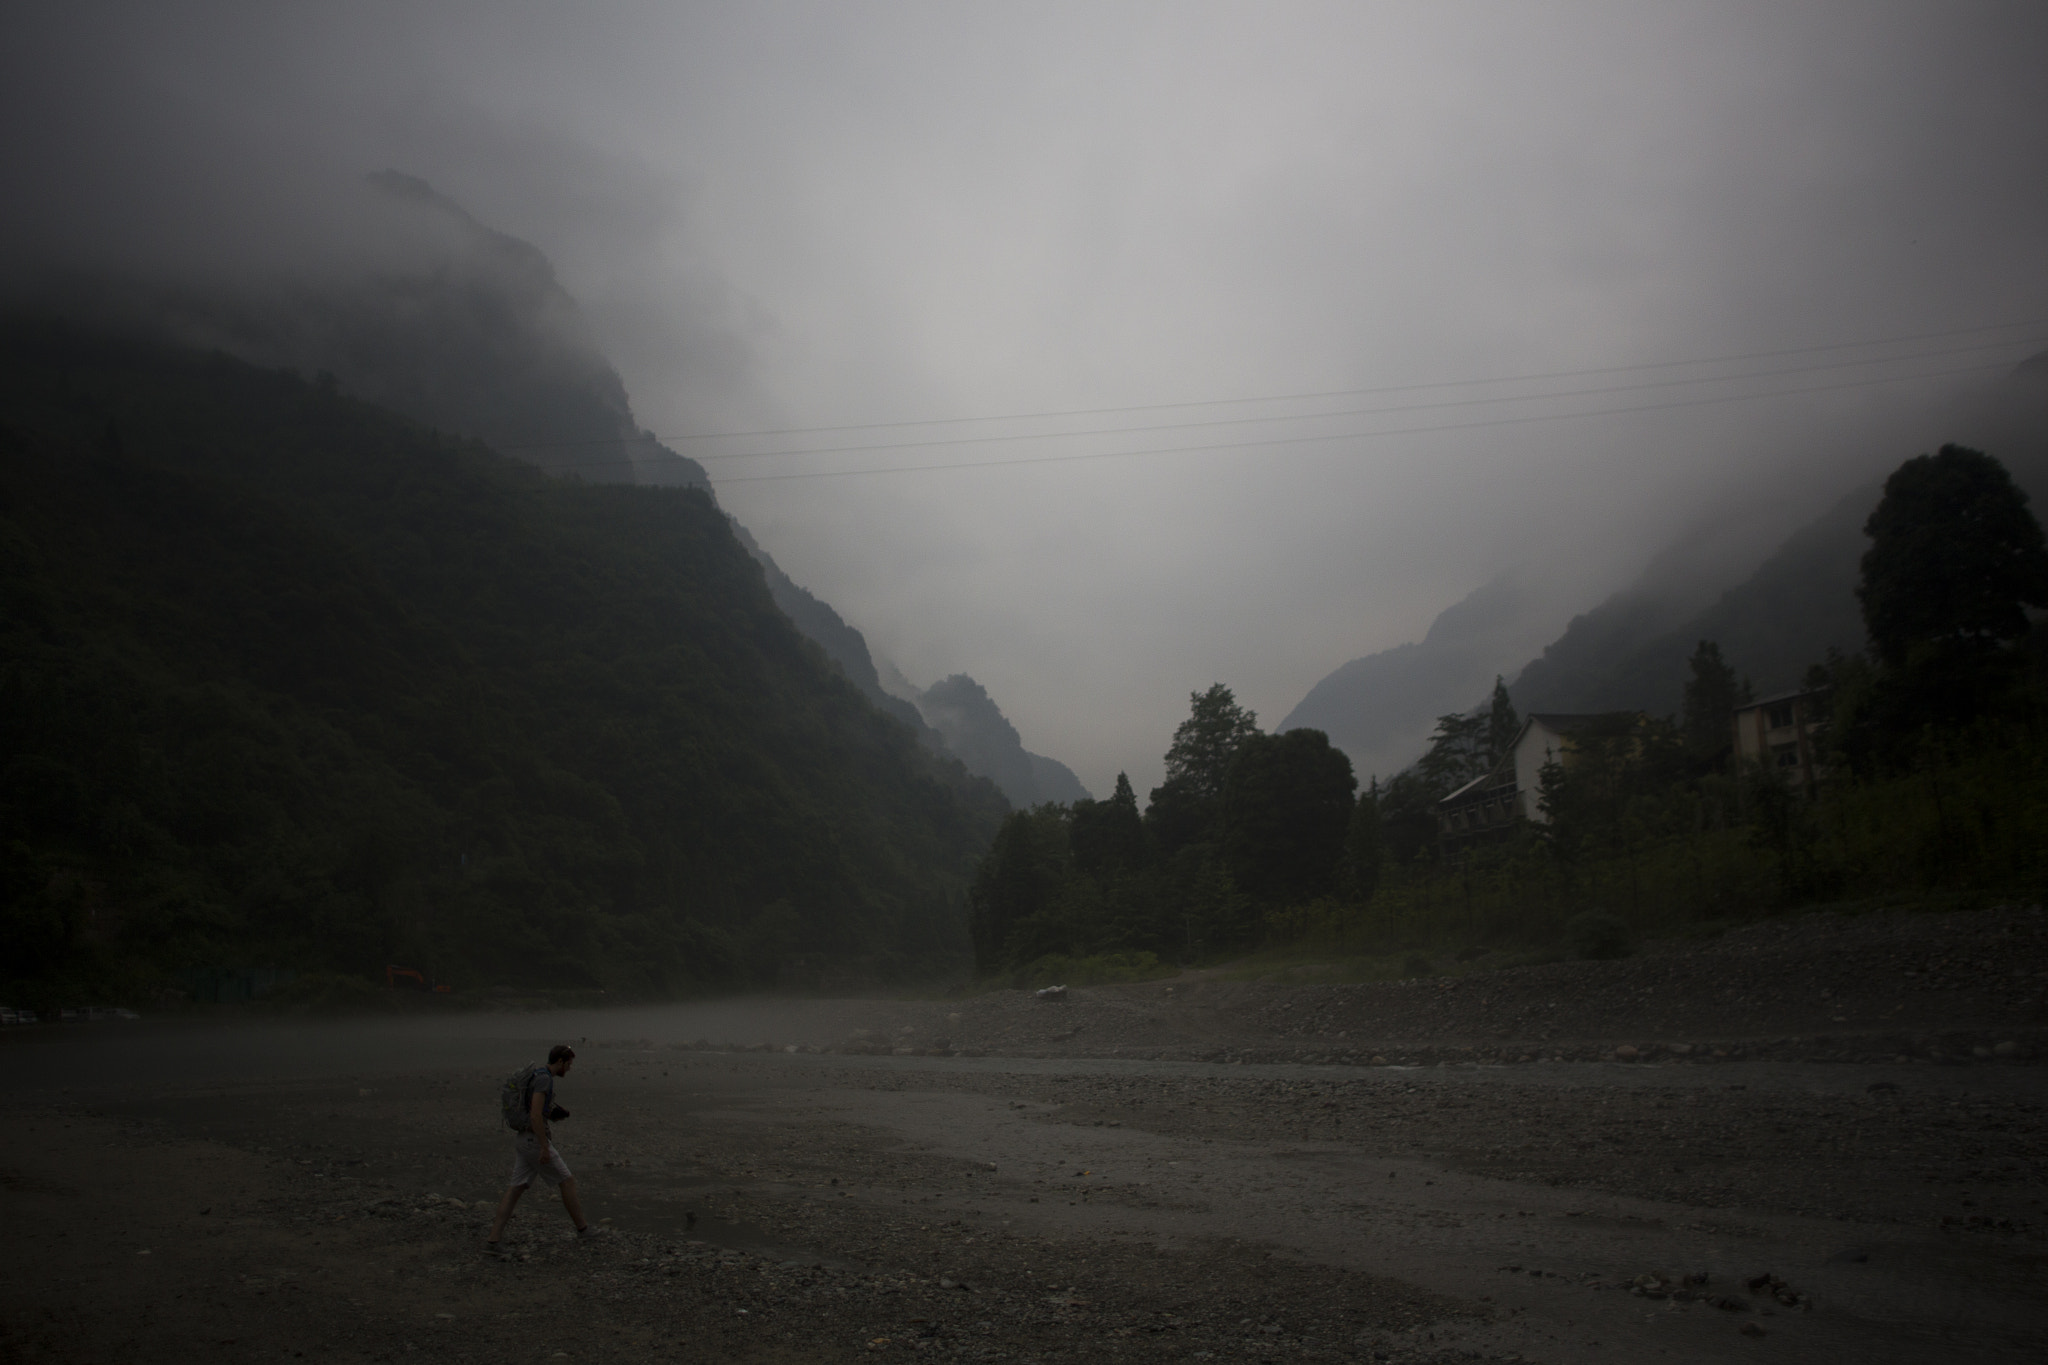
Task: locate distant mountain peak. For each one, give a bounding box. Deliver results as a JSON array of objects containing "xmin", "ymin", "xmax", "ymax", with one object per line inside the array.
[
  {"xmin": 1276, "ymin": 576, "xmax": 1547, "ymax": 779},
  {"xmin": 915, "ymin": 674, "xmax": 1090, "ymax": 807}
]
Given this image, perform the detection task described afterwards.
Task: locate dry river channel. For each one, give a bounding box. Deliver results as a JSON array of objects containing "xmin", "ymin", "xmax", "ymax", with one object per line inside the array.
[{"xmin": 4, "ymin": 910, "xmax": 2046, "ymax": 1365}]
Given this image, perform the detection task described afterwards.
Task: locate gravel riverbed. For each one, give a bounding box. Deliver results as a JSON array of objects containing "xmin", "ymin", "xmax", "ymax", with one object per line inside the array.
[{"xmin": 4, "ymin": 904, "xmax": 2043, "ymax": 1364}]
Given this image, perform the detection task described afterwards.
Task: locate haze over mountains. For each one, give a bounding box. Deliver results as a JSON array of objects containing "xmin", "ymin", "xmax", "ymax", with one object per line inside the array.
[
  {"xmin": 1282, "ymin": 359, "xmax": 2048, "ymax": 774},
  {"xmin": 910, "ymin": 675, "xmax": 1091, "ymax": 808},
  {"xmin": 0, "ymin": 322, "xmax": 1010, "ymax": 991},
  {"xmin": 39, "ymin": 171, "xmax": 1087, "ymax": 811}
]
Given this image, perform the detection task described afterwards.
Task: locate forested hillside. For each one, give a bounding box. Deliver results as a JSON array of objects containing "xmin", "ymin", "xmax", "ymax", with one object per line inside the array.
[
  {"xmin": 0, "ymin": 323, "xmax": 1007, "ymax": 1004},
  {"xmin": 916, "ymin": 674, "xmax": 1090, "ymax": 808},
  {"xmin": 1276, "ymin": 577, "xmax": 1533, "ymax": 778},
  {"xmin": 1509, "ymin": 485, "xmax": 1876, "ymax": 714},
  {"xmin": 1512, "ymin": 370, "xmax": 2048, "ymax": 717},
  {"xmin": 1286, "ymin": 365, "xmax": 2048, "ymax": 767}
]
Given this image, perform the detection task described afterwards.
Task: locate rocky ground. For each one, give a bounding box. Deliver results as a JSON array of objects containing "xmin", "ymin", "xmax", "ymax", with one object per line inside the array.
[
  {"xmin": 3, "ymin": 903, "xmax": 2044, "ymax": 1365},
  {"xmin": 729, "ymin": 902, "xmax": 2048, "ymax": 1069}
]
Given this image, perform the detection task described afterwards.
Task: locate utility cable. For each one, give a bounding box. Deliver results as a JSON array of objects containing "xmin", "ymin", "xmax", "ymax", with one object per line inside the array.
[
  {"xmin": 684, "ymin": 336, "xmax": 2041, "ymax": 466},
  {"xmin": 498, "ymin": 316, "xmax": 2048, "ymax": 452},
  {"xmin": 705, "ymin": 357, "xmax": 2015, "ymax": 485},
  {"xmin": 516, "ymin": 338, "xmax": 2039, "ymax": 477}
]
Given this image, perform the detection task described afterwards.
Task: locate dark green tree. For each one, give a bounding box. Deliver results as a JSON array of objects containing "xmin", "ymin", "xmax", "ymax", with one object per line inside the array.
[
  {"xmin": 1415, "ymin": 711, "xmax": 1488, "ymax": 797},
  {"xmin": 1338, "ymin": 777, "xmax": 1384, "ymax": 902},
  {"xmin": 1859, "ymin": 445, "xmax": 2048, "ymax": 670},
  {"xmin": 1484, "ymin": 676, "xmax": 1520, "ymax": 769},
  {"xmin": 1220, "ymin": 728, "xmax": 1357, "ymax": 906},
  {"xmin": 966, "ymin": 806, "xmax": 1074, "ymax": 974},
  {"xmin": 1160, "ymin": 684, "xmax": 1259, "ymax": 801},
  {"xmin": 1680, "ymin": 640, "xmax": 1743, "ymax": 761},
  {"xmin": 1071, "ymin": 771, "xmax": 1147, "ymax": 876},
  {"xmin": 1376, "ymin": 768, "xmax": 1443, "ymax": 864},
  {"xmin": 1146, "ymin": 684, "xmax": 1258, "ymax": 853},
  {"xmin": 1534, "ymin": 713, "xmax": 1685, "ymax": 868}
]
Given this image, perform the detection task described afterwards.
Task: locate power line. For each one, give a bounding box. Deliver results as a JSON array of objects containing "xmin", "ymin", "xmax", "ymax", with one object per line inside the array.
[
  {"xmin": 518, "ymin": 338, "xmax": 2039, "ymax": 476},
  {"xmin": 499, "ymin": 316, "xmax": 2048, "ymax": 451},
  {"xmin": 685, "ymin": 336, "xmax": 2040, "ymax": 465},
  {"xmin": 706, "ymin": 358, "xmax": 2015, "ymax": 486}
]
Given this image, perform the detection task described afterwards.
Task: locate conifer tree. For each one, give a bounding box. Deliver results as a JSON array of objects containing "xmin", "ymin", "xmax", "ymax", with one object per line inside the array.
[
  {"xmin": 1680, "ymin": 640, "xmax": 1741, "ymax": 761},
  {"xmin": 1484, "ymin": 676, "xmax": 1520, "ymax": 768}
]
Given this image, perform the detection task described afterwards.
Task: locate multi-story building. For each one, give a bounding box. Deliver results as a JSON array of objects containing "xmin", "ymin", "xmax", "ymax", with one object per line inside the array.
[
  {"xmin": 1732, "ymin": 688, "xmax": 1827, "ymax": 795},
  {"xmin": 1436, "ymin": 712, "xmax": 1640, "ymax": 841}
]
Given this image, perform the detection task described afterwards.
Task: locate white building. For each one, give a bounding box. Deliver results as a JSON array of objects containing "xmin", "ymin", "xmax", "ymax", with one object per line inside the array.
[
  {"xmin": 1435, "ymin": 712, "xmax": 1630, "ymax": 840},
  {"xmin": 1732, "ymin": 688, "xmax": 1827, "ymax": 795}
]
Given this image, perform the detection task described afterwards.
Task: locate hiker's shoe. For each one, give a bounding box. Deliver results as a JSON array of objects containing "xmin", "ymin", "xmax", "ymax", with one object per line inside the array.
[{"xmin": 577, "ymin": 1225, "xmax": 611, "ymax": 1240}]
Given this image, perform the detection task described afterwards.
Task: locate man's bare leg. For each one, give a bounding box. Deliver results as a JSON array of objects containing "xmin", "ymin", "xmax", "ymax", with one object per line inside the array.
[
  {"xmin": 488, "ymin": 1183, "xmax": 526, "ymax": 1243},
  {"xmin": 559, "ymin": 1176, "xmax": 590, "ymax": 1232}
]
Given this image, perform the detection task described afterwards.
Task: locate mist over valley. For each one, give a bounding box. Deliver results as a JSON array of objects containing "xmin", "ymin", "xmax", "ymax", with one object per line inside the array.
[{"xmin": 4, "ymin": 7, "xmax": 2048, "ymax": 1363}]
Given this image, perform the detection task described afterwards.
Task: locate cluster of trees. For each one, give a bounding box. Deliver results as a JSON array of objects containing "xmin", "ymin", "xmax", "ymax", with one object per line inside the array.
[
  {"xmin": 972, "ymin": 443, "xmax": 2048, "ymax": 972},
  {"xmin": 1370, "ymin": 443, "xmax": 2048, "ymax": 937},
  {"xmin": 1831, "ymin": 444, "xmax": 2048, "ymax": 762},
  {"xmin": 969, "ymin": 685, "xmax": 1370, "ymax": 972},
  {"xmin": 0, "ymin": 323, "xmax": 1008, "ymax": 1005}
]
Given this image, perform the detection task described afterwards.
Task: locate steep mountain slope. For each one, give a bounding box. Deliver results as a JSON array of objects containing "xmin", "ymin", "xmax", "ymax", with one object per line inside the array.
[
  {"xmin": 65, "ymin": 171, "xmax": 712, "ymax": 491},
  {"xmin": 1028, "ymin": 753, "xmax": 1091, "ymax": 805},
  {"xmin": 723, "ymin": 517, "xmax": 933, "ymax": 736},
  {"xmin": 70, "ymin": 172, "xmax": 1086, "ymax": 800},
  {"xmin": 915, "ymin": 675, "xmax": 1090, "ymax": 807},
  {"xmin": 1289, "ymin": 365, "xmax": 2048, "ymax": 768},
  {"xmin": 0, "ymin": 324, "xmax": 1007, "ymax": 995},
  {"xmin": 1511, "ymin": 371, "xmax": 2048, "ymax": 715},
  {"xmin": 1509, "ymin": 486, "xmax": 1877, "ymax": 713},
  {"xmin": 1275, "ymin": 578, "xmax": 1535, "ymax": 778}
]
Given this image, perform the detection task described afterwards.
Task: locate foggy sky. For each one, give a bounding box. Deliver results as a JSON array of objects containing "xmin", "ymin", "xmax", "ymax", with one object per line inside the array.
[{"xmin": 7, "ymin": 2, "xmax": 2048, "ymax": 795}]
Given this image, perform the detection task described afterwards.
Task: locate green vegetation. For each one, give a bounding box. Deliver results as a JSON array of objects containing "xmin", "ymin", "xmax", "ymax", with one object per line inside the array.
[
  {"xmin": 969, "ymin": 445, "xmax": 2048, "ymax": 979},
  {"xmin": 970, "ymin": 685, "xmax": 1356, "ymax": 971},
  {"xmin": 1292, "ymin": 713, "xmax": 2048, "ymax": 962},
  {"xmin": 0, "ymin": 323, "xmax": 1007, "ymax": 1008}
]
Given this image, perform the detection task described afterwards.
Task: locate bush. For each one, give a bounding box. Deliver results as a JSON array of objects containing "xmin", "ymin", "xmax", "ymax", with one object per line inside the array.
[
  {"xmin": 1564, "ymin": 911, "xmax": 1630, "ymax": 960},
  {"xmin": 1399, "ymin": 950, "xmax": 1435, "ymax": 978}
]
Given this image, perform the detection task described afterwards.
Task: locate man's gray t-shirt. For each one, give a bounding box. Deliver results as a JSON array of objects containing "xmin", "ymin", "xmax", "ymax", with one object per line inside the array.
[{"xmin": 515, "ymin": 1065, "xmax": 555, "ymax": 1132}]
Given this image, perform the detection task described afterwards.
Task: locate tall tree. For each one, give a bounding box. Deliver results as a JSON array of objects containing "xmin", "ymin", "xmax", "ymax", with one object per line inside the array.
[
  {"xmin": 1147, "ymin": 684, "xmax": 1259, "ymax": 854},
  {"xmin": 1339, "ymin": 778, "xmax": 1384, "ymax": 903},
  {"xmin": 1484, "ymin": 676, "xmax": 1520, "ymax": 768},
  {"xmin": 967, "ymin": 807, "xmax": 1074, "ymax": 974},
  {"xmin": 1071, "ymin": 771, "xmax": 1147, "ymax": 876},
  {"xmin": 1680, "ymin": 640, "xmax": 1742, "ymax": 761},
  {"xmin": 1160, "ymin": 684, "xmax": 1259, "ymax": 802},
  {"xmin": 1859, "ymin": 444, "xmax": 2048, "ymax": 670},
  {"xmin": 1220, "ymin": 729, "xmax": 1357, "ymax": 906},
  {"xmin": 1415, "ymin": 711, "xmax": 1488, "ymax": 797}
]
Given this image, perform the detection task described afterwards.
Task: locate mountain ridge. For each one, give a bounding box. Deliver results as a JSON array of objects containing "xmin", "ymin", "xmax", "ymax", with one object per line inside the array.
[{"xmin": 0, "ymin": 322, "xmax": 1009, "ymax": 993}]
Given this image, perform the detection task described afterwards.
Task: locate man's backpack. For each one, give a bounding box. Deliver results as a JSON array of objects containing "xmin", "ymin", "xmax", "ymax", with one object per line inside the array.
[{"xmin": 499, "ymin": 1063, "xmax": 545, "ymax": 1132}]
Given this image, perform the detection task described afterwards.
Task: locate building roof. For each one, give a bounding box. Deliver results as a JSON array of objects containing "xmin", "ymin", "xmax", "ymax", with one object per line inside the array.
[
  {"xmin": 1525, "ymin": 711, "xmax": 1634, "ymax": 732},
  {"xmin": 1439, "ymin": 769, "xmax": 1498, "ymax": 806},
  {"xmin": 1733, "ymin": 686, "xmax": 1828, "ymax": 714},
  {"xmin": 1434, "ymin": 710, "xmax": 1644, "ymax": 812}
]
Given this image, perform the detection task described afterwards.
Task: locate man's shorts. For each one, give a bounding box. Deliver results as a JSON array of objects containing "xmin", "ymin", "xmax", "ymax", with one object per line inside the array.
[{"xmin": 509, "ymin": 1132, "xmax": 573, "ymax": 1188}]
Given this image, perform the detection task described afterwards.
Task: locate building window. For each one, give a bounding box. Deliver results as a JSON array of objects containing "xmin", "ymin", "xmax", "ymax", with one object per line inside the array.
[
  {"xmin": 1767, "ymin": 702, "xmax": 1795, "ymax": 730},
  {"xmin": 1772, "ymin": 742, "xmax": 1800, "ymax": 768}
]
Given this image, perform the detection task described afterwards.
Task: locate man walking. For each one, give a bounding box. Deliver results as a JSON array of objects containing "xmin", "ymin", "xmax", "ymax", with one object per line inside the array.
[{"xmin": 487, "ymin": 1044, "xmax": 606, "ymax": 1248}]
